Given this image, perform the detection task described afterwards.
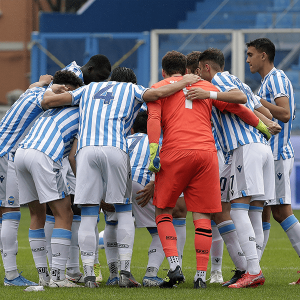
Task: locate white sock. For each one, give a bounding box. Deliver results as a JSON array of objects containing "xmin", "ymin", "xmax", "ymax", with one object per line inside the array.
[
  {"xmin": 167, "ymin": 256, "xmax": 180, "ymax": 271},
  {"xmin": 146, "ymin": 228, "xmax": 165, "ymax": 276},
  {"xmin": 173, "ymin": 218, "xmax": 186, "ymax": 268},
  {"xmin": 261, "ymin": 222, "xmax": 271, "ymax": 260},
  {"xmin": 0, "ymin": 217, "xmax": 3, "ymax": 262},
  {"xmin": 194, "ymin": 270, "xmax": 206, "ymax": 282},
  {"xmin": 51, "ymin": 228, "xmax": 72, "ymax": 281},
  {"xmin": 210, "ymin": 220, "xmax": 223, "ymax": 272},
  {"xmin": 2, "ymin": 212, "xmax": 20, "ymax": 277},
  {"xmin": 94, "ymin": 222, "xmax": 100, "ymax": 265},
  {"xmin": 104, "ymin": 221, "xmax": 119, "ymax": 278},
  {"xmin": 29, "ymin": 228, "xmax": 50, "ymax": 282},
  {"xmin": 78, "ymin": 206, "xmax": 99, "ymax": 277},
  {"xmin": 115, "ymin": 206, "xmax": 135, "ymax": 272},
  {"xmin": 44, "ymin": 215, "xmax": 55, "ymax": 268},
  {"xmin": 249, "ymin": 206, "xmax": 264, "ymax": 260},
  {"xmin": 66, "ymin": 217, "xmax": 80, "ymax": 274},
  {"xmin": 230, "ymin": 203, "xmax": 260, "ymax": 275},
  {"xmin": 217, "ymin": 220, "xmax": 247, "ymax": 271},
  {"xmin": 281, "ymin": 214, "xmax": 300, "ymax": 256}
]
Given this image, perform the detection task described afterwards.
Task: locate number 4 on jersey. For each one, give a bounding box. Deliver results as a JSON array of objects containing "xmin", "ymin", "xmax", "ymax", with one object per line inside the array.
[{"xmin": 94, "ymin": 84, "xmax": 115, "ymax": 104}]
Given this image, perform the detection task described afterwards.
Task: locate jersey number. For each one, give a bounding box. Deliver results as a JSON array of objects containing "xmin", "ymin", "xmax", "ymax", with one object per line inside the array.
[{"xmin": 94, "ymin": 84, "xmax": 114, "ymax": 104}]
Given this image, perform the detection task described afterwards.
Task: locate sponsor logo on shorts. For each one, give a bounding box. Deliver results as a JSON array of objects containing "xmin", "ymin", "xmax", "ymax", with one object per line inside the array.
[
  {"xmin": 80, "ymin": 251, "xmax": 94, "ymax": 256},
  {"xmin": 31, "ymin": 246, "xmax": 45, "ymax": 252},
  {"xmin": 256, "ymin": 245, "xmax": 262, "ymax": 250},
  {"xmin": 107, "ymin": 242, "xmax": 117, "ymax": 247},
  {"xmin": 249, "ymin": 236, "xmax": 256, "ymax": 242},
  {"xmin": 8, "ymin": 196, "xmax": 14, "ymax": 205},
  {"xmin": 166, "ymin": 236, "xmax": 177, "ymax": 240},
  {"xmin": 196, "ymin": 249, "xmax": 209, "ymax": 254},
  {"xmin": 277, "ymin": 172, "xmax": 283, "ymax": 180},
  {"xmin": 215, "ymin": 258, "xmax": 220, "ymax": 263},
  {"xmin": 118, "ymin": 243, "xmax": 129, "ymax": 248},
  {"xmin": 237, "ymin": 165, "xmax": 243, "ymax": 172},
  {"xmin": 0, "ymin": 175, "xmax": 5, "ymax": 183},
  {"xmin": 52, "ymin": 252, "xmax": 61, "ymax": 257}
]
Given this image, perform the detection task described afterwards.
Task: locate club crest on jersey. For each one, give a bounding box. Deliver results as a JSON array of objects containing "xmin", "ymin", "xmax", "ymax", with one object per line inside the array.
[
  {"xmin": 237, "ymin": 165, "xmax": 242, "ymax": 173},
  {"xmin": 277, "ymin": 172, "xmax": 283, "ymax": 180},
  {"xmin": 0, "ymin": 175, "xmax": 5, "ymax": 183},
  {"xmin": 8, "ymin": 196, "xmax": 14, "ymax": 205}
]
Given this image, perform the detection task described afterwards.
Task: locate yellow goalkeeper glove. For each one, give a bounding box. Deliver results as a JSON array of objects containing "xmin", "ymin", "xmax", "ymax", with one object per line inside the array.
[
  {"xmin": 255, "ymin": 119, "xmax": 271, "ymax": 141},
  {"xmin": 149, "ymin": 143, "xmax": 161, "ymax": 172}
]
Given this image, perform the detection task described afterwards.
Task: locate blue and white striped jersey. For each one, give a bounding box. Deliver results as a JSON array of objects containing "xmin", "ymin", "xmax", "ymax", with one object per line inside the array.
[
  {"xmin": 257, "ymin": 67, "xmax": 294, "ymax": 160},
  {"xmin": 70, "ymin": 81, "xmax": 147, "ymax": 153},
  {"xmin": 0, "ymin": 87, "xmax": 45, "ymax": 156},
  {"xmin": 127, "ymin": 133, "xmax": 152, "ymax": 186},
  {"xmin": 19, "ymin": 107, "xmax": 79, "ymax": 162},
  {"xmin": 211, "ymin": 71, "xmax": 268, "ymax": 152}
]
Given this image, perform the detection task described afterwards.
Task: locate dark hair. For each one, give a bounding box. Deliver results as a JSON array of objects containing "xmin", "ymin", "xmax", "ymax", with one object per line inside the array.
[
  {"xmin": 53, "ymin": 70, "xmax": 84, "ymax": 87},
  {"xmin": 132, "ymin": 110, "xmax": 147, "ymax": 134},
  {"xmin": 162, "ymin": 51, "xmax": 187, "ymax": 76},
  {"xmin": 83, "ymin": 54, "xmax": 111, "ymax": 83},
  {"xmin": 246, "ymin": 38, "xmax": 275, "ymax": 63},
  {"xmin": 186, "ymin": 51, "xmax": 201, "ymax": 74},
  {"xmin": 198, "ymin": 48, "xmax": 224, "ymax": 71},
  {"xmin": 110, "ymin": 67, "xmax": 137, "ymax": 84}
]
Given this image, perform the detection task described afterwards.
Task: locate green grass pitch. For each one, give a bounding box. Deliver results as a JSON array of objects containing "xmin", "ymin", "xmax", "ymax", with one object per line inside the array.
[{"xmin": 0, "ymin": 207, "xmax": 300, "ymax": 299}]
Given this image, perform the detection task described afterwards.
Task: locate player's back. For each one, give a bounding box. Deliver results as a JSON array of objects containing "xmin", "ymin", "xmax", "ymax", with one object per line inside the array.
[{"xmin": 150, "ymin": 77, "xmax": 218, "ymax": 152}]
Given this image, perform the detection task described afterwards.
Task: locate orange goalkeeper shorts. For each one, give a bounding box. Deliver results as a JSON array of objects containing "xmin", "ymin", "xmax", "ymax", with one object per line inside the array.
[{"xmin": 153, "ymin": 149, "xmax": 222, "ymax": 213}]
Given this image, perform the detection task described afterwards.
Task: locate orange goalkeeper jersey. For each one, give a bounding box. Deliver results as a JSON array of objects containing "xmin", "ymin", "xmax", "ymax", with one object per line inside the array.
[{"xmin": 147, "ymin": 76, "xmax": 229, "ymax": 152}]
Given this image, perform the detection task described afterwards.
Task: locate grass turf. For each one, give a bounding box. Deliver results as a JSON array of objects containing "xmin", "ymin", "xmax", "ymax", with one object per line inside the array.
[{"xmin": 0, "ymin": 207, "xmax": 300, "ymax": 299}]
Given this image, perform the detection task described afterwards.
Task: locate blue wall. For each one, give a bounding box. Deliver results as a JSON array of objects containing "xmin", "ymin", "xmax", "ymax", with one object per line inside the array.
[{"xmin": 40, "ymin": 0, "xmax": 201, "ymax": 33}]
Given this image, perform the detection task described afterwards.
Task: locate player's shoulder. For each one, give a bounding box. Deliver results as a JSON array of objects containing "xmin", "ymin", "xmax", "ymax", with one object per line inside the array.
[
  {"xmin": 151, "ymin": 77, "xmax": 178, "ymax": 89},
  {"xmin": 193, "ymin": 79, "xmax": 219, "ymax": 92}
]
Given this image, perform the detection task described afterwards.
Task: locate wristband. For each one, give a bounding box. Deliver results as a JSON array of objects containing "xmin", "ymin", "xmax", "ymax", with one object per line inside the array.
[
  {"xmin": 46, "ymin": 87, "xmax": 53, "ymax": 92},
  {"xmin": 210, "ymin": 91, "xmax": 217, "ymax": 99}
]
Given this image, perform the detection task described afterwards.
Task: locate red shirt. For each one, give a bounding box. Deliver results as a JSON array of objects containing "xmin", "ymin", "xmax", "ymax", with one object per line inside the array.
[{"xmin": 147, "ymin": 76, "xmax": 229, "ymax": 152}]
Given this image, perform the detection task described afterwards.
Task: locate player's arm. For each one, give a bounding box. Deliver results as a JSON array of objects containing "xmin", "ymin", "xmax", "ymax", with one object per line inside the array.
[
  {"xmin": 260, "ymin": 96, "xmax": 290, "ymax": 123},
  {"xmin": 68, "ymin": 137, "xmax": 77, "ymax": 176},
  {"xmin": 217, "ymin": 101, "xmax": 272, "ymax": 140},
  {"xmin": 143, "ymin": 74, "xmax": 200, "ymax": 102},
  {"xmin": 254, "ymin": 110, "xmax": 281, "ymax": 135},
  {"xmin": 28, "ymin": 74, "xmax": 53, "ymax": 89},
  {"xmin": 42, "ymin": 86, "xmax": 72, "ymax": 110},
  {"xmin": 147, "ymin": 101, "xmax": 162, "ymax": 172},
  {"xmin": 186, "ymin": 88, "xmax": 247, "ymax": 104},
  {"xmin": 255, "ymin": 105, "xmax": 272, "ymax": 120}
]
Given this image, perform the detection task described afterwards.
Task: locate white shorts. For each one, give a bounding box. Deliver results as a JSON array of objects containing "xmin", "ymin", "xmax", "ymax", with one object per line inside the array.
[
  {"xmin": 0, "ymin": 153, "xmax": 19, "ymax": 208},
  {"xmin": 62, "ymin": 157, "xmax": 76, "ymax": 195},
  {"xmin": 229, "ymin": 143, "xmax": 275, "ymax": 202},
  {"xmin": 132, "ymin": 181, "xmax": 156, "ymax": 228},
  {"xmin": 74, "ymin": 146, "xmax": 132, "ymax": 205},
  {"xmin": 14, "ymin": 148, "xmax": 68, "ymax": 205},
  {"xmin": 266, "ymin": 157, "xmax": 294, "ymax": 206},
  {"xmin": 219, "ymin": 161, "xmax": 231, "ymax": 203}
]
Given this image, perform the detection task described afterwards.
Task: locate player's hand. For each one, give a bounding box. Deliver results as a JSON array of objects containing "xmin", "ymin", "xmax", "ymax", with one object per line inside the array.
[
  {"xmin": 51, "ymin": 84, "xmax": 68, "ymax": 94},
  {"xmin": 186, "ymin": 87, "xmax": 210, "ymax": 100},
  {"xmin": 267, "ymin": 121, "xmax": 281, "ymax": 135},
  {"xmin": 255, "ymin": 119, "xmax": 271, "ymax": 140},
  {"xmin": 100, "ymin": 199, "xmax": 115, "ymax": 212},
  {"xmin": 182, "ymin": 74, "xmax": 201, "ymax": 86},
  {"xmin": 136, "ymin": 181, "xmax": 154, "ymax": 207},
  {"xmin": 149, "ymin": 143, "xmax": 160, "ymax": 172},
  {"xmin": 39, "ymin": 74, "xmax": 53, "ymax": 86}
]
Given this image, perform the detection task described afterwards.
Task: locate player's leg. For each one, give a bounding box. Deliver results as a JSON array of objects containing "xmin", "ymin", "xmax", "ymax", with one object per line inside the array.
[
  {"xmin": 103, "ymin": 212, "xmax": 119, "ymax": 285},
  {"xmin": 44, "ymin": 205, "xmax": 54, "ymax": 268},
  {"xmin": 132, "ymin": 180, "xmax": 164, "ymax": 286},
  {"xmin": 172, "ymin": 195, "xmax": 187, "ymax": 268},
  {"xmin": 4, "ymin": 151, "xmax": 37, "ymax": 286},
  {"xmin": 261, "ymin": 205, "xmax": 271, "ymax": 260},
  {"xmin": 228, "ymin": 144, "xmax": 268, "ymax": 288},
  {"xmin": 93, "ymin": 215, "xmax": 103, "ymax": 283}
]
